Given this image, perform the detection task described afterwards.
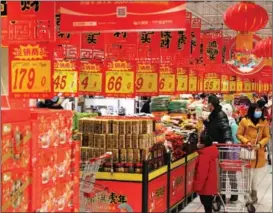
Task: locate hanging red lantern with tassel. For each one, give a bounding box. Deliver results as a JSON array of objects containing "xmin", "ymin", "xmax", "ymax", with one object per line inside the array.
[
  {"xmin": 253, "ymin": 37, "xmax": 272, "ymax": 66},
  {"xmin": 224, "ymin": 1, "xmax": 268, "ymax": 51}
]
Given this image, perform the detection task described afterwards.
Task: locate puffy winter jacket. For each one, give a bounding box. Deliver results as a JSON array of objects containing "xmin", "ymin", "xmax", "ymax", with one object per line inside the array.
[
  {"xmin": 204, "ymin": 105, "xmax": 232, "ymax": 143},
  {"xmin": 193, "ymin": 145, "xmax": 219, "ymax": 195}
]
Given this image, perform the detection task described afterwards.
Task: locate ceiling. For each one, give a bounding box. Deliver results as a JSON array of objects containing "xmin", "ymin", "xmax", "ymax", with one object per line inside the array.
[{"xmin": 186, "ymin": 1, "xmax": 272, "ymax": 38}]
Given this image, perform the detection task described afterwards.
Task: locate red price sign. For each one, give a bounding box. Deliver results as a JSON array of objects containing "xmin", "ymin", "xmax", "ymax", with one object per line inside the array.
[
  {"xmin": 54, "ymin": 71, "xmax": 77, "ymax": 95},
  {"xmin": 136, "ymin": 73, "xmax": 158, "ymax": 96},
  {"xmin": 105, "ymin": 71, "xmax": 134, "ymax": 97},
  {"xmin": 159, "ymin": 73, "xmax": 175, "ymax": 95},
  {"xmin": 9, "ymin": 44, "xmax": 53, "ymax": 98}
]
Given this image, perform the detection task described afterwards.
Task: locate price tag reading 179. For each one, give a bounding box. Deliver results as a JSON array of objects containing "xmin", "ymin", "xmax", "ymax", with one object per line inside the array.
[
  {"xmin": 54, "ymin": 71, "xmax": 77, "ymax": 94},
  {"xmin": 105, "ymin": 71, "xmax": 134, "ymax": 96},
  {"xmin": 11, "ymin": 60, "xmax": 51, "ymax": 93}
]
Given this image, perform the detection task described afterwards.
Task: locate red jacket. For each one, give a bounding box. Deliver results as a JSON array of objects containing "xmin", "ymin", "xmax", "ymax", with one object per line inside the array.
[{"xmin": 193, "ymin": 145, "xmax": 219, "ymax": 195}]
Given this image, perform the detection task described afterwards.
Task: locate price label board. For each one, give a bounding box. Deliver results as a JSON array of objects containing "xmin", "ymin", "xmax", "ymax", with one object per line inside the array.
[
  {"xmin": 54, "ymin": 60, "xmax": 78, "ymax": 96},
  {"xmin": 221, "ymin": 75, "xmax": 229, "ymax": 93},
  {"xmin": 136, "ymin": 63, "xmax": 158, "ymax": 96},
  {"xmin": 229, "ymin": 76, "xmax": 236, "ymax": 92},
  {"xmin": 188, "ymin": 70, "xmax": 198, "ymax": 92},
  {"xmin": 243, "ymin": 79, "xmax": 251, "ymax": 92},
  {"xmin": 236, "ymin": 77, "xmax": 243, "ymax": 93},
  {"xmin": 78, "ymin": 62, "xmax": 103, "ymax": 95},
  {"xmin": 176, "ymin": 68, "xmax": 188, "ymax": 93},
  {"xmin": 204, "ymin": 73, "xmax": 220, "ymax": 93},
  {"xmin": 104, "ymin": 61, "xmax": 135, "ymax": 98},
  {"xmin": 159, "ymin": 65, "xmax": 176, "ymax": 95},
  {"xmin": 9, "ymin": 44, "xmax": 53, "ymax": 98}
]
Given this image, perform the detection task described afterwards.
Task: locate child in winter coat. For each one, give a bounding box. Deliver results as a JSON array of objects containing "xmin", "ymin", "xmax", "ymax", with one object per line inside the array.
[{"xmin": 193, "ymin": 135, "xmax": 219, "ymax": 213}]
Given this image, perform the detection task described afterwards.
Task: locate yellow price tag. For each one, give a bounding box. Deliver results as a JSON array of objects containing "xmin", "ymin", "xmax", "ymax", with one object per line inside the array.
[
  {"xmin": 136, "ymin": 73, "xmax": 158, "ymax": 93},
  {"xmin": 176, "ymin": 74, "xmax": 188, "ymax": 92},
  {"xmin": 230, "ymin": 81, "xmax": 236, "ymax": 92},
  {"xmin": 189, "ymin": 76, "xmax": 197, "ymax": 92},
  {"xmin": 159, "ymin": 73, "xmax": 175, "ymax": 93},
  {"xmin": 105, "ymin": 71, "xmax": 134, "ymax": 95},
  {"xmin": 54, "ymin": 71, "xmax": 77, "ymax": 93},
  {"xmin": 244, "ymin": 82, "xmax": 251, "ymax": 92},
  {"xmin": 198, "ymin": 77, "xmax": 204, "ymax": 92},
  {"xmin": 79, "ymin": 72, "xmax": 102, "ymax": 93},
  {"xmin": 221, "ymin": 77, "xmax": 229, "ymax": 92},
  {"xmin": 204, "ymin": 78, "xmax": 220, "ymax": 92},
  {"xmin": 236, "ymin": 81, "xmax": 243, "ymax": 92},
  {"xmin": 11, "ymin": 60, "xmax": 51, "ymax": 93}
]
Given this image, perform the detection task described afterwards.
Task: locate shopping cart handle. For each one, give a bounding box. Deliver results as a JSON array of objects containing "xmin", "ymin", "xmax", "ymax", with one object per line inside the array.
[
  {"xmin": 213, "ymin": 143, "xmax": 253, "ymax": 148},
  {"xmin": 89, "ymin": 152, "xmax": 113, "ymax": 163}
]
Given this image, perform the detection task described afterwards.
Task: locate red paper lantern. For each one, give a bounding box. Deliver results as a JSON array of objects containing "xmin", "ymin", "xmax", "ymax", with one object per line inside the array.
[
  {"xmin": 253, "ymin": 37, "xmax": 272, "ymax": 58},
  {"xmin": 224, "ymin": 2, "xmax": 268, "ymax": 33}
]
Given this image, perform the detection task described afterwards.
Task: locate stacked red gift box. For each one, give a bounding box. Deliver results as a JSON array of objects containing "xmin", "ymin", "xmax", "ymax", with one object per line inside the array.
[{"xmin": 1, "ymin": 109, "xmax": 80, "ymax": 212}]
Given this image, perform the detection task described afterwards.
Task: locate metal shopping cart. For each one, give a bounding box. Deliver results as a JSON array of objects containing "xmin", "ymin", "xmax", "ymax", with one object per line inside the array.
[
  {"xmin": 80, "ymin": 152, "xmax": 113, "ymax": 212},
  {"xmin": 212, "ymin": 144, "xmax": 256, "ymax": 213}
]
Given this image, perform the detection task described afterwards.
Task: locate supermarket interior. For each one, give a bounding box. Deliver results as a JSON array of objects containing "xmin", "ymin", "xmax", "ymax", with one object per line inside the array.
[{"xmin": 0, "ymin": 1, "xmax": 272, "ymax": 213}]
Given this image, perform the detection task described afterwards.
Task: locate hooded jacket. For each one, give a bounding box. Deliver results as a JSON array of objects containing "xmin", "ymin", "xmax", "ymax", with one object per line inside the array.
[
  {"xmin": 204, "ymin": 105, "xmax": 232, "ymax": 143},
  {"xmin": 193, "ymin": 145, "xmax": 219, "ymax": 195}
]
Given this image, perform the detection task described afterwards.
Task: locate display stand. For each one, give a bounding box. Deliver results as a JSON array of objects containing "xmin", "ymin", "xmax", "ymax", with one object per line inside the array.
[{"xmin": 91, "ymin": 152, "xmax": 198, "ymax": 213}]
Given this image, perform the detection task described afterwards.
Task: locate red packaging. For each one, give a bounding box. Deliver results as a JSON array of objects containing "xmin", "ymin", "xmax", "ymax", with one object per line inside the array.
[
  {"xmin": 71, "ymin": 141, "xmax": 80, "ymax": 174},
  {"xmin": 55, "ymin": 181, "xmax": 74, "ymax": 212},
  {"xmin": 1, "ymin": 171, "xmax": 31, "ymax": 212},
  {"xmin": 56, "ymin": 147, "xmax": 72, "ymax": 181},
  {"xmin": 32, "ymin": 184, "xmax": 56, "ymax": 212}
]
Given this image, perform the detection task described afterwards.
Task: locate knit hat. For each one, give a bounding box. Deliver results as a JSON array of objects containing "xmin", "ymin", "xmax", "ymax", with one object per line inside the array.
[{"xmin": 208, "ymin": 94, "xmax": 220, "ymax": 107}]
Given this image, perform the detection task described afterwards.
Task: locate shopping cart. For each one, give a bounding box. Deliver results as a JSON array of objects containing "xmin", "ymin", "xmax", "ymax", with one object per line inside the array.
[
  {"xmin": 80, "ymin": 152, "xmax": 113, "ymax": 212},
  {"xmin": 212, "ymin": 144, "xmax": 256, "ymax": 213}
]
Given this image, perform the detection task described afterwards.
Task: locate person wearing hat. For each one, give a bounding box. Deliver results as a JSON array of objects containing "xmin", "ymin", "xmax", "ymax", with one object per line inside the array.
[{"xmin": 203, "ymin": 94, "xmax": 232, "ymax": 203}]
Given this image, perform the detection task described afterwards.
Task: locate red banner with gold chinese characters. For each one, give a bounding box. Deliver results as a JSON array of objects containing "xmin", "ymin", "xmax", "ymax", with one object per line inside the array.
[
  {"xmin": 203, "ymin": 36, "xmax": 223, "ymax": 64},
  {"xmin": 104, "ymin": 60, "xmax": 136, "ymax": 98},
  {"xmin": 9, "ymin": 44, "xmax": 53, "ymax": 98},
  {"xmin": 78, "ymin": 61, "xmax": 104, "ymax": 96},
  {"xmin": 136, "ymin": 63, "xmax": 159, "ymax": 96},
  {"xmin": 59, "ymin": 2, "xmax": 186, "ymax": 32},
  {"xmin": 190, "ymin": 18, "xmax": 201, "ymax": 58},
  {"xmin": 8, "ymin": 1, "xmax": 55, "ymax": 44}
]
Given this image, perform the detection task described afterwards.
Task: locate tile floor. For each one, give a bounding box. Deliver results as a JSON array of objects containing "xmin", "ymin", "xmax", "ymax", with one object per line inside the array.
[{"xmin": 181, "ymin": 165, "xmax": 272, "ymax": 212}]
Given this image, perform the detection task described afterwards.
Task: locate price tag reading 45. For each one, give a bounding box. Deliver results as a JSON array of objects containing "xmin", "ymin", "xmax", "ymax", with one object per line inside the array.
[
  {"xmin": 11, "ymin": 60, "xmax": 51, "ymax": 94},
  {"xmin": 54, "ymin": 71, "xmax": 77, "ymax": 94},
  {"xmin": 105, "ymin": 71, "xmax": 134, "ymax": 97}
]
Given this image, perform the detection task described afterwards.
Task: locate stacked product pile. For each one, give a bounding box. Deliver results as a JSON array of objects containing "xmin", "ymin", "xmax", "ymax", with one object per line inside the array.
[
  {"xmin": 1, "ymin": 109, "xmax": 80, "ymax": 213},
  {"xmin": 79, "ymin": 116, "xmax": 163, "ymax": 173},
  {"xmin": 150, "ymin": 96, "xmax": 170, "ymax": 112},
  {"xmin": 168, "ymin": 100, "xmax": 188, "ymax": 114}
]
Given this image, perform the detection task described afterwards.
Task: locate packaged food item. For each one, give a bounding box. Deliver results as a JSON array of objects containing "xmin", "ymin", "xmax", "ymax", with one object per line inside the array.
[
  {"xmin": 112, "ymin": 149, "xmax": 119, "ymax": 163},
  {"xmin": 125, "ymin": 120, "xmax": 132, "ymax": 134},
  {"xmin": 99, "ymin": 148, "xmax": 106, "ymax": 156},
  {"xmin": 126, "ymin": 149, "xmax": 134, "ymax": 162},
  {"xmin": 135, "ymin": 162, "xmax": 143, "ymax": 173},
  {"xmin": 141, "ymin": 120, "xmax": 148, "ymax": 134},
  {"xmin": 114, "ymin": 163, "xmax": 124, "ymax": 173},
  {"xmin": 104, "ymin": 162, "xmax": 112, "ymax": 172},
  {"xmin": 80, "ymin": 147, "xmax": 88, "ymax": 162},
  {"xmin": 125, "ymin": 135, "xmax": 132, "ymax": 148},
  {"xmin": 124, "ymin": 163, "xmax": 134, "ymax": 173},
  {"xmin": 93, "ymin": 134, "xmax": 100, "ymax": 148},
  {"xmin": 106, "ymin": 134, "xmax": 113, "ymax": 149},
  {"xmin": 101, "ymin": 120, "xmax": 109, "ymax": 134},
  {"xmin": 120, "ymin": 149, "xmax": 127, "ymax": 163},
  {"xmin": 139, "ymin": 134, "xmax": 149, "ymax": 149},
  {"xmin": 100, "ymin": 134, "xmax": 106, "ymax": 148},
  {"xmin": 132, "ymin": 120, "xmax": 140, "ymax": 134},
  {"xmin": 112, "ymin": 121, "xmax": 119, "ymax": 135},
  {"xmin": 88, "ymin": 133, "xmax": 94, "ymax": 147},
  {"xmin": 87, "ymin": 118, "xmax": 94, "ymax": 133},
  {"xmin": 82, "ymin": 134, "xmax": 89, "ymax": 146},
  {"xmin": 133, "ymin": 149, "xmax": 141, "ymax": 162},
  {"xmin": 94, "ymin": 120, "xmax": 102, "ymax": 134},
  {"xmin": 93, "ymin": 148, "xmax": 100, "ymax": 158},
  {"xmin": 141, "ymin": 148, "xmax": 149, "ymax": 161},
  {"xmin": 112, "ymin": 135, "xmax": 119, "ymax": 149},
  {"xmin": 132, "ymin": 134, "xmax": 139, "ymax": 149},
  {"xmin": 118, "ymin": 135, "xmax": 125, "ymax": 149},
  {"xmin": 119, "ymin": 120, "xmax": 126, "ymax": 135}
]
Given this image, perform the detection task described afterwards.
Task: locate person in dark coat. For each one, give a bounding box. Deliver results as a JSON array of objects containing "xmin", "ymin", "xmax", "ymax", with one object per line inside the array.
[
  {"xmin": 194, "ymin": 136, "xmax": 219, "ymax": 213},
  {"xmin": 140, "ymin": 98, "xmax": 151, "ymax": 114},
  {"xmin": 204, "ymin": 95, "xmax": 232, "ymax": 144}
]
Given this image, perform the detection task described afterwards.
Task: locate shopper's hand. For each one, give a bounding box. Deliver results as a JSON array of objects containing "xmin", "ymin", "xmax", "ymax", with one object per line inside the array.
[{"xmin": 254, "ymin": 143, "xmax": 261, "ymax": 150}]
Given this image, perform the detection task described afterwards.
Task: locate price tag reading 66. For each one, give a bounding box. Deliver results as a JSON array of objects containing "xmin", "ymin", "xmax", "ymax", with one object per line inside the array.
[
  {"xmin": 105, "ymin": 71, "xmax": 134, "ymax": 97},
  {"xmin": 11, "ymin": 60, "xmax": 51, "ymax": 93}
]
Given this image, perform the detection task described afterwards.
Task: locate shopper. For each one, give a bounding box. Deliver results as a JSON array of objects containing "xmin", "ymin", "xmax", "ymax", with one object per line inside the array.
[
  {"xmin": 193, "ymin": 138, "xmax": 219, "ymax": 213},
  {"xmin": 140, "ymin": 97, "xmax": 151, "ymax": 114},
  {"xmin": 222, "ymin": 103, "xmax": 239, "ymax": 202},
  {"xmin": 203, "ymin": 95, "xmax": 232, "ymax": 203},
  {"xmin": 237, "ymin": 103, "xmax": 270, "ymax": 203}
]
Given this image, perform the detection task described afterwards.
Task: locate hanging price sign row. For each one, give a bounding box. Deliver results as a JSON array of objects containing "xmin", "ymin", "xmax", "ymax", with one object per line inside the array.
[
  {"xmin": 176, "ymin": 68, "xmax": 188, "ymax": 93},
  {"xmin": 78, "ymin": 62, "xmax": 103, "ymax": 95},
  {"xmin": 159, "ymin": 65, "xmax": 175, "ymax": 95},
  {"xmin": 136, "ymin": 63, "xmax": 158, "ymax": 96},
  {"xmin": 9, "ymin": 44, "xmax": 53, "ymax": 98},
  {"xmin": 221, "ymin": 75, "xmax": 229, "ymax": 93},
  {"xmin": 54, "ymin": 60, "xmax": 78, "ymax": 95},
  {"xmin": 104, "ymin": 61, "xmax": 135, "ymax": 97},
  {"xmin": 204, "ymin": 73, "xmax": 220, "ymax": 92}
]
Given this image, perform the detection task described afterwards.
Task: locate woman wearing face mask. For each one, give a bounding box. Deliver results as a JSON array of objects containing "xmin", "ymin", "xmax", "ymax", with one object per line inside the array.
[{"xmin": 237, "ymin": 103, "xmax": 270, "ymax": 204}]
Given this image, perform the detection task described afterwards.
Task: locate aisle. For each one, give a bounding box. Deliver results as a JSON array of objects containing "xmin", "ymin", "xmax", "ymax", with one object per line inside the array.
[{"xmin": 181, "ymin": 165, "xmax": 272, "ymax": 212}]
